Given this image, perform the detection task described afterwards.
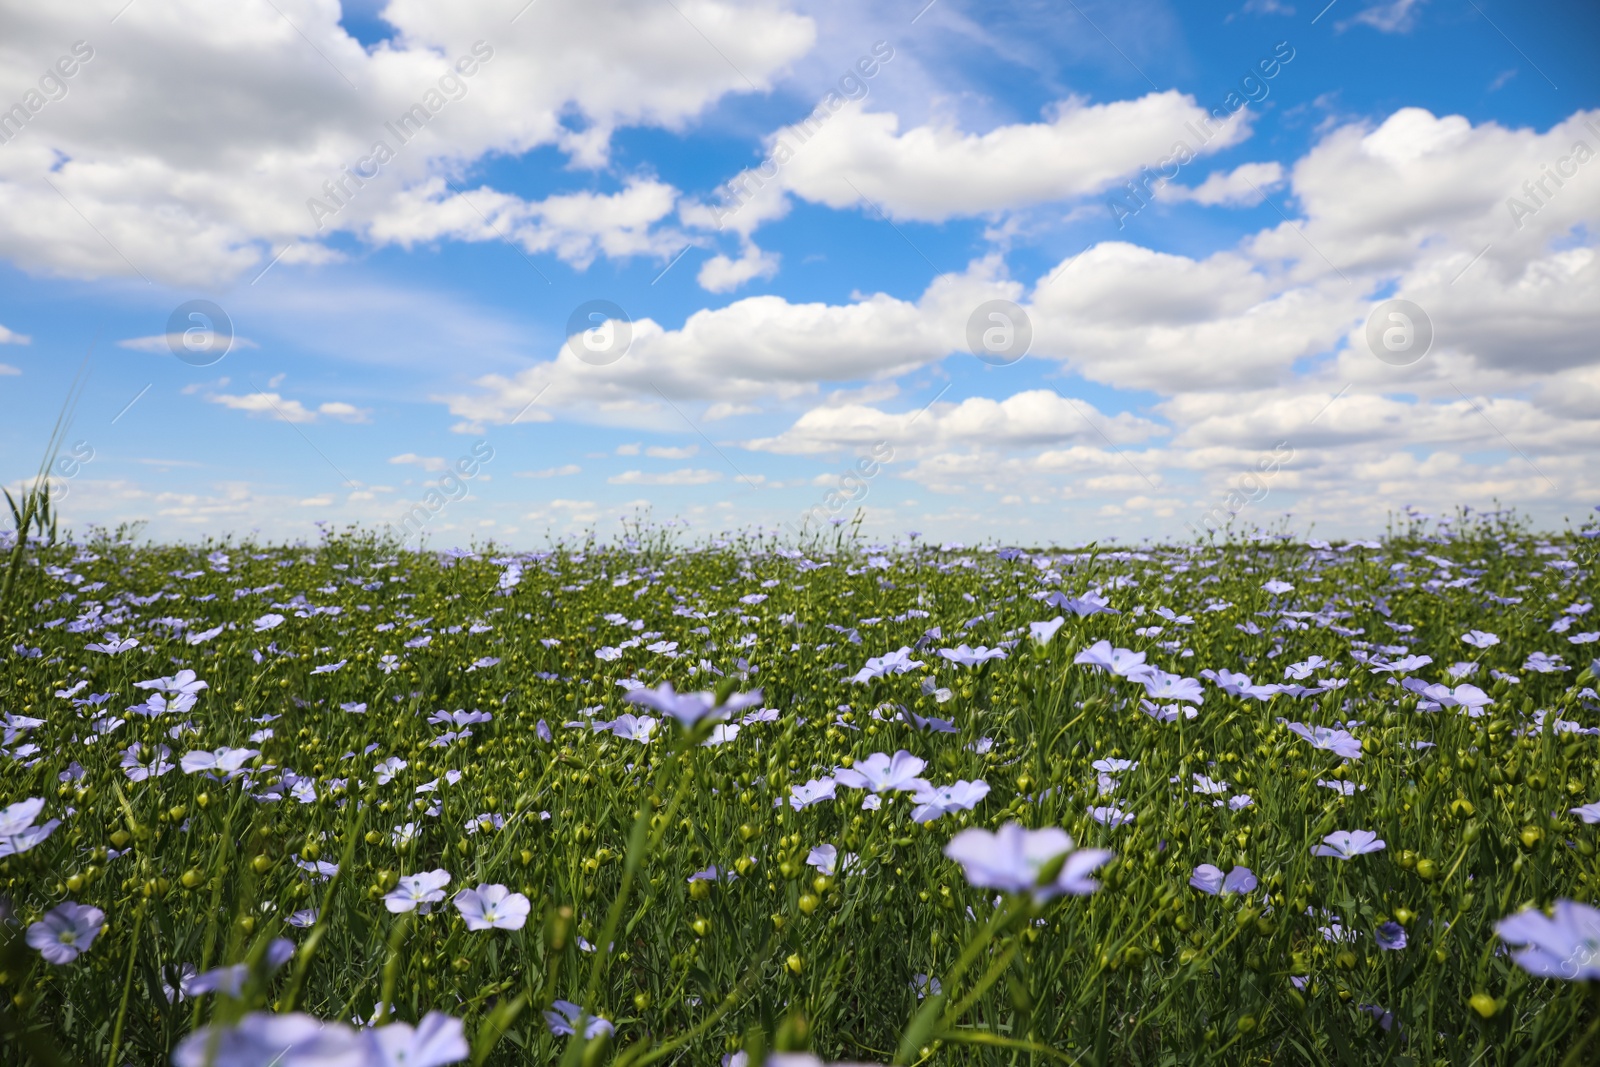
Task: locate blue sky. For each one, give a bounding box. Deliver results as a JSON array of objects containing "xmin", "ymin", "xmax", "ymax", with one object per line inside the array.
[{"xmin": 1, "ymin": 0, "xmax": 1597, "ymax": 546}]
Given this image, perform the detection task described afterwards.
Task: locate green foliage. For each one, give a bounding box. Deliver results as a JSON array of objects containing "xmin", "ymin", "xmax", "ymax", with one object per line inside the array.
[{"xmin": 0, "ymin": 512, "xmax": 1595, "ymax": 1065}]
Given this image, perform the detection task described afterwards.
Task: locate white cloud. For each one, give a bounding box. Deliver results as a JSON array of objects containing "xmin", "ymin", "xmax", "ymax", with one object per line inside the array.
[
  {"xmin": 515, "ymin": 464, "xmax": 582, "ymax": 478},
  {"xmin": 0, "ymin": 363, "xmax": 18, "ymax": 376},
  {"xmin": 117, "ymin": 334, "xmax": 258, "ymax": 354},
  {"xmin": 0, "ymin": 0, "xmax": 815, "ymax": 285},
  {"xmin": 205, "ymin": 390, "xmax": 367, "ymax": 424},
  {"xmin": 1342, "ymin": 0, "xmax": 1426, "ymax": 33},
  {"xmin": 207, "ymin": 392, "xmax": 315, "ymax": 422},
  {"xmin": 697, "ymin": 241, "xmax": 780, "ymax": 292},
  {"xmin": 704, "ymin": 402, "xmax": 760, "ymax": 420},
  {"xmin": 438, "ymin": 257, "xmax": 1018, "ymax": 420},
  {"xmin": 748, "ymin": 390, "xmax": 1162, "ymax": 455},
  {"xmin": 645, "ymin": 444, "xmax": 699, "ymax": 458},
  {"xmin": 763, "ymin": 93, "xmax": 1251, "ymax": 223},
  {"xmin": 390, "ymin": 453, "xmax": 449, "ymax": 472},
  {"xmin": 1156, "ymin": 161, "xmax": 1284, "ymax": 206},
  {"xmin": 608, "ymin": 468, "xmax": 723, "ymax": 485},
  {"xmin": 317, "ymin": 401, "xmax": 370, "ymax": 423},
  {"xmin": 0, "ymin": 324, "xmax": 30, "ymax": 345},
  {"xmin": 367, "ymin": 178, "xmax": 685, "ymax": 268}
]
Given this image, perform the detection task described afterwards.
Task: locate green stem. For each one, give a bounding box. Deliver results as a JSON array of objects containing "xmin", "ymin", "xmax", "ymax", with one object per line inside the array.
[{"xmin": 106, "ymin": 900, "xmax": 146, "ymax": 1067}]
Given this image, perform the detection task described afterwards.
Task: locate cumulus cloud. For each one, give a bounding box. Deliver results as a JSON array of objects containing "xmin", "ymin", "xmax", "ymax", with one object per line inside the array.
[
  {"xmin": 762, "ymin": 93, "xmax": 1251, "ymax": 222},
  {"xmin": 0, "ymin": 324, "xmax": 30, "ymax": 345},
  {"xmin": 437, "ymin": 257, "xmax": 1020, "ymax": 423},
  {"xmin": 515, "ymin": 464, "xmax": 582, "ymax": 478},
  {"xmin": 1155, "ymin": 161, "xmax": 1284, "ymax": 206},
  {"xmin": 205, "ymin": 391, "xmax": 367, "ymax": 423},
  {"xmin": 390, "ymin": 454, "xmax": 449, "ymax": 472},
  {"xmin": 747, "ymin": 390, "xmax": 1163, "ymax": 455},
  {"xmin": 607, "ymin": 468, "xmax": 722, "ymax": 485},
  {"xmin": 0, "ymin": 0, "xmax": 814, "ymax": 285},
  {"xmin": 697, "ymin": 241, "xmax": 780, "ymax": 292},
  {"xmin": 367, "ymin": 178, "xmax": 685, "ymax": 267}
]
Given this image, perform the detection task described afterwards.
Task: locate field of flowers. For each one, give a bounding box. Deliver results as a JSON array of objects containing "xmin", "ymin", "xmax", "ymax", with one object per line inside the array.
[{"xmin": 1, "ymin": 508, "xmax": 1598, "ymax": 1066}]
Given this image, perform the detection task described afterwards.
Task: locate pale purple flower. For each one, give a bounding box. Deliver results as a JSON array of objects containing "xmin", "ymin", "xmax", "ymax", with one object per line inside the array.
[
  {"xmin": 1285, "ymin": 722, "xmax": 1363, "ymax": 760},
  {"xmin": 1376, "ymin": 921, "xmax": 1407, "ymax": 950},
  {"xmin": 26, "ymin": 902, "xmax": 104, "ymax": 964},
  {"xmin": 1262, "ymin": 580, "xmax": 1294, "ymax": 595},
  {"xmin": 834, "ymin": 750, "xmax": 928, "ymax": 793},
  {"xmin": 173, "ymin": 1011, "xmax": 468, "ymax": 1067},
  {"xmin": 375, "ymin": 757, "xmax": 407, "ymax": 784},
  {"xmin": 378, "ymin": 654, "xmax": 401, "ymax": 673},
  {"xmin": 610, "ymin": 713, "xmax": 658, "ymax": 742},
  {"xmin": 943, "ymin": 822, "xmax": 1112, "ymax": 900},
  {"xmin": 454, "ymin": 884, "xmax": 530, "ymax": 931},
  {"xmin": 911, "ymin": 974, "xmax": 942, "ymax": 999},
  {"xmin": 180, "ymin": 747, "xmax": 259, "ymax": 777},
  {"xmin": 1359, "ymin": 1004, "xmax": 1395, "ymax": 1032},
  {"xmin": 1092, "ymin": 758, "xmax": 1137, "ymax": 774},
  {"xmin": 1189, "ymin": 864, "xmax": 1257, "ymax": 896},
  {"xmin": 1446, "ymin": 684, "xmax": 1495, "ymax": 715},
  {"xmin": 86, "ymin": 635, "xmax": 139, "ymax": 654},
  {"xmin": 384, "ymin": 869, "xmax": 452, "ymax": 914},
  {"xmin": 1141, "ymin": 671, "xmax": 1205, "ymax": 704},
  {"xmin": 1570, "ymin": 802, "xmax": 1600, "ymax": 824},
  {"xmin": 1461, "ymin": 630, "xmax": 1500, "ymax": 649},
  {"xmin": 127, "ymin": 690, "xmax": 197, "ymax": 717},
  {"xmin": 789, "ymin": 777, "xmax": 837, "ymax": 810},
  {"xmin": 1367, "ymin": 654, "xmax": 1432, "ymax": 674},
  {"xmin": 121, "ymin": 742, "xmax": 175, "ymax": 781},
  {"xmin": 1029, "ymin": 617, "xmax": 1065, "ymax": 645},
  {"xmin": 183, "ymin": 939, "xmax": 296, "ymax": 997},
  {"xmin": 187, "ymin": 624, "xmax": 226, "ymax": 645},
  {"xmin": 311, "ymin": 659, "xmax": 347, "ymax": 674},
  {"xmin": 1312, "ymin": 830, "xmax": 1386, "ymax": 859},
  {"xmin": 806, "ymin": 844, "xmax": 858, "ymax": 876},
  {"xmin": 938, "ymin": 644, "xmax": 1008, "ymax": 667},
  {"xmin": 624, "ymin": 682, "xmax": 762, "ymax": 725},
  {"xmin": 703, "ymin": 723, "xmax": 741, "ymax": 746},
  {"xmin": 134, "ymin": 668, "xmax": 209, "ymax": 696},
  {"xmin": 1088, "ymin": 805, "xmax": 1134, "ymax": 827},
  {"xmin": 1570, "ymin": 632, "xmax": 1600, "ymax": 645},
  {"xmin": 851, "ymin": 647, "xmax": 924, "ymax": 683},
  {"xmin": 1074, "ymin": 640, "xmax": 1151, "ymax": 678},
  {"xmin": 544, "ymin": 1000, "xmax": 613, "ymax": 1039},
  {"xmin": 1496, "ymin": 900, "xmax": 1600, "ymax": 980},
  {"xmin": 0, "ymin": 797, "xmax": 60, "ymax": 858},
  {"xmin": 253, "ymin": 613, "xmax": 285, "ymax": 631},
  {"xmin": 1191, "ymin": 773, "xmax": 1228, "ymax": 795},
  {"xmin": 1142, "ymin": 700, "xmax": 1198, "ymax": 723},
  {"xmin": 1283, "ymin": 656, "xmax": 1330, "ymax": 680},
  {"xmin": 1524, "ymin": 651, "xmax": 1567, "ymax": 674},
  {"xmin": 910, "ymin": 779, "xmax": 990, "ymax": 823}
]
